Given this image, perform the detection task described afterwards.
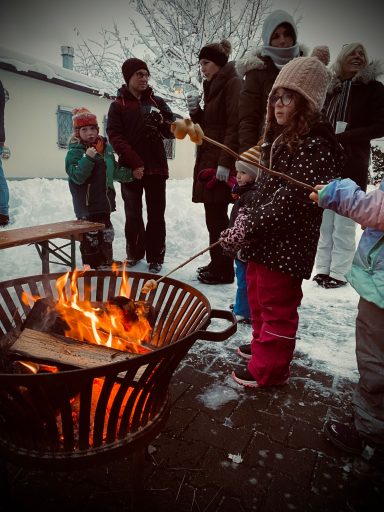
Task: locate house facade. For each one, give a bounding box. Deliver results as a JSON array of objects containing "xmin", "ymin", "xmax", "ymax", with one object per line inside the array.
[{"xmin": 0, "ymin": 45, "xmax": 195, "ymax": 180}]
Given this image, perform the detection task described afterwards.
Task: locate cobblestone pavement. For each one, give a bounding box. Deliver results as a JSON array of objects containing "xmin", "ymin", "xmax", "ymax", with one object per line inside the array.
[{"xmin": 3, "ymin": 340, "xmax": 384, "ymax": 512}]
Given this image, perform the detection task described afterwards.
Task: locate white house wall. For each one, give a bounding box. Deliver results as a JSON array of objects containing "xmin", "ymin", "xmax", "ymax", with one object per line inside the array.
[
  {"xmin": 1, "ymin": 68, "xmax": 196, "ymax": 180},
  {"xmin": 0, "ymin": 69, "xmax": 112, "ymax": 179}
]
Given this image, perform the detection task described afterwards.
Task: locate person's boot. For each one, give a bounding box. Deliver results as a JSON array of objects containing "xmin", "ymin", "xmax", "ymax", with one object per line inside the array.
[
  {"xmin": 0, "ymin": 214, "xmax": 9, "ymax": 226},
  {"xmin": 197, "ymin": 268, "xmax": 234, "ymax": 285}
]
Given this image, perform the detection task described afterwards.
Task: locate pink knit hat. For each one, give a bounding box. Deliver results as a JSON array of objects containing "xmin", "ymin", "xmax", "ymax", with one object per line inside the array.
[{"xmin": 267, "ymin": 46, "xmax": 331, "ymax": 115}]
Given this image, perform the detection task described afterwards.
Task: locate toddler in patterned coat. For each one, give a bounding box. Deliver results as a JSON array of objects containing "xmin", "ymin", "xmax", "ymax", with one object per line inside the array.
[{"xmin": 220, "ymin": 47, "xmax": 345, "ymax": 388}]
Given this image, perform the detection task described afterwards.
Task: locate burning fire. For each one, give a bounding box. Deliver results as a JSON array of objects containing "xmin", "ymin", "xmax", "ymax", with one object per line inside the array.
[{"xmin": 22, "ymin": 266, "xmax": 152, "ymax": 353}]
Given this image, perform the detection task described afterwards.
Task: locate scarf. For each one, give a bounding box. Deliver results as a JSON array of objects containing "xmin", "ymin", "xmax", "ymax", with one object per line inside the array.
[
  {"xmin": 85, "ymin": 135, "xmax": 105, "ymax": 155},
  {"xmin": 261, "ymin": 44, "xmax": 300, "ymax": 69},
  {"xmin": 326, "ymin": 79, "xmax": 352, "ymax": 128}
]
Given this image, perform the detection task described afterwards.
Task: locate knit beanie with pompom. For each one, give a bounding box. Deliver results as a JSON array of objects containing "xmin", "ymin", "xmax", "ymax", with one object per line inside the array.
[
  {"xmin": 72, "ymin": 107, "xmax": 99, "ymax": 135},
  {"xmin": 267, "ymin": 45, "xmax": 331, "ymax": 114},
  {"xmin": 198, "ymin": 39, "xmax": 232, "ymax": 67}
]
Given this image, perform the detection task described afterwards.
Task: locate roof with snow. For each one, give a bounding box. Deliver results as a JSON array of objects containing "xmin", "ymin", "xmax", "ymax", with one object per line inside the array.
[{"xmin": 0, "ymin": 45, "xmax": 113, "ymax": 98}]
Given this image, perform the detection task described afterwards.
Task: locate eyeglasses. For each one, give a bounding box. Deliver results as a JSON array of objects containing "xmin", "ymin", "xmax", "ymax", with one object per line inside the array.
[
  {"xmin": 135, "ymin": 71, "xmax": 149, "ymax": 79},
  {"xmin": 270, "ymin": 92, "xmax": 294, "ymax": 106}
]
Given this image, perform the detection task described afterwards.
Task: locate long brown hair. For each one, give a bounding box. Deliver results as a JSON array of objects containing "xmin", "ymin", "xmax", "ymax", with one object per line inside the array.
[{"xmin": 263, "ymin": 90, "xmax": 323, "ymax": 153}]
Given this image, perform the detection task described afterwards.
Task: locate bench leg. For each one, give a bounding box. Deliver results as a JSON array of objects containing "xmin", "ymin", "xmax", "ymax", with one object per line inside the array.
[
  {"xmin": 70, "ymin": 236, "xmax": 76, "ymax": 271},
  {"xmin": 40, "ymin": 241, "xmax": 50, "ymax": 274}
]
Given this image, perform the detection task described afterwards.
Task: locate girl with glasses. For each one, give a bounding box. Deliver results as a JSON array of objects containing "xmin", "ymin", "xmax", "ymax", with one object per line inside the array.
[{"xmin": 220, "ymin": 48, "xmax": 345, "ymax": 388}]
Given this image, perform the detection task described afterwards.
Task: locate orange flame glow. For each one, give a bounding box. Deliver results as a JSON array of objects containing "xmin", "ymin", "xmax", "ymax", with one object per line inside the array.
[{"xmin": 22, "ymin": 267, "xmax": 152, "ymax": 353}]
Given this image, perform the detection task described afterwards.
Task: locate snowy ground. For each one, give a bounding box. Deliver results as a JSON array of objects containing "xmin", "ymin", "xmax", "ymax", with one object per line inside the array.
[{"xmin": 1, "ymin": 178, "xmax": 360, "ymax": 391}]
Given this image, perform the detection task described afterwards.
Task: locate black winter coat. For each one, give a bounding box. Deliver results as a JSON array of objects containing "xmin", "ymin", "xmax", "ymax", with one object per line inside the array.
[
  {"xmin": 190, "ymin": 61, "xmax": 242, "ymax": 204},
  {"xmin": 325, "ymin": 61, "xmax": 384, "ymax": 191},
  {"xmin": 107, "ymin": 85, "xmax": 174, "ymax": 176},
  {"xmin": 240, "ymin": 123, "xmax": 345, "ymax": 280}
]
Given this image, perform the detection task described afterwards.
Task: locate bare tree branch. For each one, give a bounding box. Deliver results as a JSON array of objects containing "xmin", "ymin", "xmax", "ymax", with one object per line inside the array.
[{"xmin": 74, "ymin": 0, "xmax": 271, "ymax": 109}]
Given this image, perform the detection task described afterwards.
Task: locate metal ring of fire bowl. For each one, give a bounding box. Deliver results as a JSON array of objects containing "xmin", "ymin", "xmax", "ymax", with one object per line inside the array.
[{"xmin": 0, "ymin": 270, "xmax": 236, "ymax": 470}]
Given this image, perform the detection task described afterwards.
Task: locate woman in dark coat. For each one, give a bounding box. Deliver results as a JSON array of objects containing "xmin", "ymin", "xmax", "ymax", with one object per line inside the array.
[
  {"xmin": 187, "ymin": 39, "xmax": 242, "ymax": 284},
  {"xmin": 236, "ymin": 9, "xmax": 306, "ymax": 153}
]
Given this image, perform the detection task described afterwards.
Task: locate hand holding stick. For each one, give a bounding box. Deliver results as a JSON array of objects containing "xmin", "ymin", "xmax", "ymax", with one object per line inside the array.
[{"xmin": 171, "ymin": 119, "xmax": 317, "ymax": 193}]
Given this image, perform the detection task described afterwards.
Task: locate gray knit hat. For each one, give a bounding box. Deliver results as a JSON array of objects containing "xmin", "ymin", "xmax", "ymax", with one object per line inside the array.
[{"xmin": 268, "ymin": 46, "xmax": 331, "ymax": 114}]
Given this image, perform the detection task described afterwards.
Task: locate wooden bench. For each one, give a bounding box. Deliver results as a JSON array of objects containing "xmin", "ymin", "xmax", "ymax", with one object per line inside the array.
[{"xmin": 0, "ymin": 220, "xmax": 105, "ymax": 274}]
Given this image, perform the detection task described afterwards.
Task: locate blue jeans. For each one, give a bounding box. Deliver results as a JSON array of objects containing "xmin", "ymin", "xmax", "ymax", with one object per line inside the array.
[
  {"xmin": 0, "ymin": 150, "xmax": 9, "ymax": 216},
  {"xmin": 233, "ymin": 258, "xmax": 250, "ymax": 318}
]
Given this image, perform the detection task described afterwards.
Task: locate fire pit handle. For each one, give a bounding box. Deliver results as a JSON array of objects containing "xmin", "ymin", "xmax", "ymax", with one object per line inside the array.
[{"xmin": 196, "ymin": 309, "xmax": 237, "ymax": 342}]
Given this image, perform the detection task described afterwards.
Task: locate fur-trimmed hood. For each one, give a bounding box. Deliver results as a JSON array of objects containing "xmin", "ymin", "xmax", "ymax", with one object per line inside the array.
[
  {"xmin": 328, "ymin": 60, "xmax": 384, "ymax": 93},
  {"xmin": 235, "ymin": 43, "xmax": 309, "ymax": 77}
]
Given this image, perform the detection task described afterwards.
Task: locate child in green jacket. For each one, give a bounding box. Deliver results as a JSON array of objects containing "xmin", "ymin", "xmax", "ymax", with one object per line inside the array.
[{"xmin": 65, "ymin": 107, "xmax": 133, "ymax": 269}]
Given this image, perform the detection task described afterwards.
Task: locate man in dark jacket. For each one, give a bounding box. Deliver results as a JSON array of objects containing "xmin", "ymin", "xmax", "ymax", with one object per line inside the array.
[{"xmin": 107, "ymin": 58, "xmax": 175, "ymax": 273}]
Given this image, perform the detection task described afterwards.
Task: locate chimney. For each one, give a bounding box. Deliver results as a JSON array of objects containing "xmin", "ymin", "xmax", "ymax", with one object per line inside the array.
[{"xmin": 61, "ymin": 46, "xmax": 74, "ymax": 70}]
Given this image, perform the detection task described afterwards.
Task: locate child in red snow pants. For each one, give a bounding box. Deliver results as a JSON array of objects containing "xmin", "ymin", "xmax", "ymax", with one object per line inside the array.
[{"xmin": 246, "ymin": 261, "xmax": 303, "ymax": 386}]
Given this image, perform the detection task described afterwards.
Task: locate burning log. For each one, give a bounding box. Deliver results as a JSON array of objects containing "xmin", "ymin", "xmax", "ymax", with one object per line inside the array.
[
  {"xmin": 22, "ymin": 296, "xmax": 155, "ymax": 351},
  {"xmin": 9, "ymin": 328, "xmax": 152, "ymax": 369}
]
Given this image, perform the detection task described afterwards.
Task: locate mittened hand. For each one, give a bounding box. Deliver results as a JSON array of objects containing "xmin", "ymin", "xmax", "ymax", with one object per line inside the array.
[
  {"xmin": 220, "ymin": 227, "xmax": 244, "ymax": 254},
  {"xmin": 216, "ymin": 165, "xmax": 230, "ymax": 182},
  {"xmin": 198, "ymin": 168, "xmax": 217, "ymax": 189}
]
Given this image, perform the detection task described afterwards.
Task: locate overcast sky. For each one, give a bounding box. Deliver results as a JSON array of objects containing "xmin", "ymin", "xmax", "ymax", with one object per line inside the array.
[{"xmin": 1, "ymin": 0, "xmax": 384, "ymax": 67}]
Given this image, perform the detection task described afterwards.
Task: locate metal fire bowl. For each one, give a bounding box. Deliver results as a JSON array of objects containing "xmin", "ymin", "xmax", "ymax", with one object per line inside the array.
[{"xmin": 0, "ymin": 271, "xmax": 236, "ymax": 470}]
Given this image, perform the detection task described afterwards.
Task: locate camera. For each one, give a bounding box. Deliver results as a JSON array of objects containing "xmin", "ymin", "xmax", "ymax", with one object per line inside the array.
[{"xmin": 143, "ymin": 107, "xmax": 163, "ymax": 140}]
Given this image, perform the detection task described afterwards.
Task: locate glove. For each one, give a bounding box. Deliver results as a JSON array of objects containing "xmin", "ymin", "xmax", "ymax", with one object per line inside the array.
[
  {"xmin": 220, "ymin": 212, "xmax": 247, "ymax": 253},
  {"xmin": 186, "ymin": 93, "xmax": 201, "ymax": 114},
  {"xmin": 198, "ymin": 168, "xmax": 217, "ymax": 189},
  {"xmin": 216, "ymin": 165, "xmax": 230, "ymax": 182}
]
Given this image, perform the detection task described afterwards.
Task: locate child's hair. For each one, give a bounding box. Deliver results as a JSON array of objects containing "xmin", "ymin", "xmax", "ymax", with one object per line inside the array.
[{"xmin": 263, "ymin": 91, "xmax": 323, "ymax": 153}]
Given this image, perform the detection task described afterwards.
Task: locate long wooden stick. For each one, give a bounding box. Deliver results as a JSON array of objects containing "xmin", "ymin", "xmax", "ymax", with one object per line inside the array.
[
  {"xmin": 202, "ymin": 135, "xmax": 317, "ymax": 193},
  {"xmin": 152, "ymin": 240, "xmax": 221, "ymax": 286}
]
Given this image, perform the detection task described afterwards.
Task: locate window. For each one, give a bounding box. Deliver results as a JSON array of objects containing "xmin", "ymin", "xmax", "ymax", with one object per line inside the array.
[
  {"xmin": 163, "ymin": 139, "xmax": 175, "ymax": 160},
  {"xmin": 57, "ymin": 106, "xmax": 73, "ymax": 148}
]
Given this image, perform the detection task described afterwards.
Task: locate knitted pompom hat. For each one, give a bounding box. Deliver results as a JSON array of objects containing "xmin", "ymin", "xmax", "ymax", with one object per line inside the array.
[
  {"xmin": 72, "ymin": 107, "xmax": 99, "ymax": 134},
  {"xmin": 198, "ymin": 39, "xmax": 232, "ymax": 67},
  {"xmin": 267, "ymin": 45, "xmax": 331, "ymax": 115}
]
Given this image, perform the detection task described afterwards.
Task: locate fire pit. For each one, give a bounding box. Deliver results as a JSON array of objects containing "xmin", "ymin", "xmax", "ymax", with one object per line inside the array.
[{"xmin": 0, "ymin": 270, "xmax": 236, "ymax": 478}]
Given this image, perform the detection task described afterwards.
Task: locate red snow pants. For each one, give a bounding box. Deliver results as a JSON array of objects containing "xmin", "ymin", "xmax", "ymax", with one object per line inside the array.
[{"xmin": 246, "ymin": 261, "xmax": 303, "ymax": 386}]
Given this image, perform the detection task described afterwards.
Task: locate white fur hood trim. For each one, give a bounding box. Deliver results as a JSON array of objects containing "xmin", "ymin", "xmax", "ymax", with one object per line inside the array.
[{"xmin": 235, "ymin": 43, "xmax": 309, "ymax": 77}]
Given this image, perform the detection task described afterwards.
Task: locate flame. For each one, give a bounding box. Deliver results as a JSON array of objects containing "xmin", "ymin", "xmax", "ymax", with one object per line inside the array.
[{"xmin": 23, "ymin": 267, "xmax": 152, "ymax": 353}]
